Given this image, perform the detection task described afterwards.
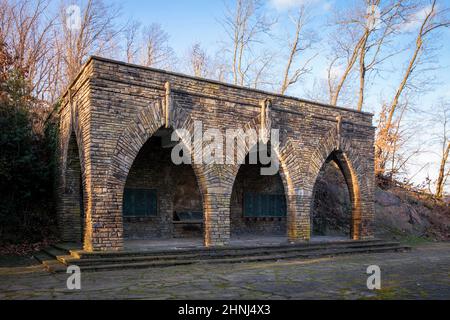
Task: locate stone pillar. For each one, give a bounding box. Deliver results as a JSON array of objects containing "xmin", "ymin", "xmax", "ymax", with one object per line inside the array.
[
  {"xmin": 203, "ymin": 192, "xmax": 231, "ymax": 247},
  {"xmin": 358, "ymin": 173, "xmax": 375, "ymax": 240},
  {"xmin": 83, "ymin": 183, "xmax": 124, "ymax": 252},
  {"xmin": 286, "ymin": 192, "xmax": 311, "ymax": 242}
]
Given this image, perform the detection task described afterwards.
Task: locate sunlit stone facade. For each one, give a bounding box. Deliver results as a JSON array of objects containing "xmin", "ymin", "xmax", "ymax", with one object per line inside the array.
[{"xmin": 57, "ymin": 56, "xmax": 375, "ymax": 251}]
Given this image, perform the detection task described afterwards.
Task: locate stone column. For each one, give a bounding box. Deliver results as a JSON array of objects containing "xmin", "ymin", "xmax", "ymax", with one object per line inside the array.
[
  {"xmin": 286, "ymin": 192, "xmax": 311, "ymax": 242},
  {"xmin": 82, "ymin": 183, "xmax": 124, "ymax": 252},
  {"xmin": 358, "ymin": 173, "xmax": 375, "ymax": 240},
  {"xmin": 203, "ymin": 192, "xmax": 231, "ymax": 247}
]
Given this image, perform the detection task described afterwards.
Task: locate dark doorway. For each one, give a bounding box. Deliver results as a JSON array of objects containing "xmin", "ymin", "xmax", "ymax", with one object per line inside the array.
[{"xmin": 311, "ymin": 153, "xmax": 352, "ymax": 238}]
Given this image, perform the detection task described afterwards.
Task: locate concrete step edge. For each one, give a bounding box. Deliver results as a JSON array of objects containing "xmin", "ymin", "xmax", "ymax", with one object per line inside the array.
[
  {"xmin": 63, "ymin": 242, "xmax": 406, "ymax": 265},
  {"xmin": 41, "ymin": 247, "xmax": 69, "ymax": 259},
  {"xmin": 56, "ymin": 245, "xmax": 410, "ymax": 272},
  {"xmin": 72, "ymin": 239, "xmax": 388, "ymax": 259},
  {"xmin": 51, "ymin": 243, "xmax": 81, "ymax": 253},
  {"xmin": 33, "ymin": 251, "xmax": 54, "ymax": 264}
]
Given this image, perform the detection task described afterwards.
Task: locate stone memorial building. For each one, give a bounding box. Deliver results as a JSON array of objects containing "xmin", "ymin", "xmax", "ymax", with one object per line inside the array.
[{"xmin": 57, "ymin": 56, "xmax": 375, "ymax": 252}]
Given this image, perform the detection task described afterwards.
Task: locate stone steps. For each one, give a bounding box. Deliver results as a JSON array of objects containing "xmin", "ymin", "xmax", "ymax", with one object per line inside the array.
[
  {"xmin": 33, "ymin": 251, "xmax": 54, "ymax": 263},
  {"xmin": 42, "ymin": 246, "xmax": 69, "ymax": 259},
  {"xmin": 59, "ymin": 241, "xmax": 401, "ymax": 266},
  {"xmin": 33, "ymin": 250, "xmax": 67, "ymax": 272},
  {"xmin": 36, "ymin": 239, "xmax": 410, "ymax": 273},
  {"xmin": 61, "ymin": 244, "xmax": 409, "ymax": 272},
  {"xmin": 70, "ymin": 239, "xmax": 385, "ymax": 259},
  {"xmin": 52, "ymin": 242, "xmax": 81, "ymax": 252}
]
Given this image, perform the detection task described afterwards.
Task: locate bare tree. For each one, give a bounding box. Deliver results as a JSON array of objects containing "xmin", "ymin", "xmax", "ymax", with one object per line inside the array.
[
  {"xmin": 432, "ymin": 101, "xmax": 450, "ymax": 199},
  {"xmin": 0, "ymin": 0, "xmax": 57, "ymax": 104},
  {"xmin": 356, "ymin": 0, "xmax": 415, "ymax": 111},
  {"xmin": 279, "ymin": 6, "xmax": 316, "ymax": 95},
  {"xmin": 221, "ymin": 0, "xmax": 275, "ymax": 87},
  {"xmin": 140, "ymin": 23, "xmax": 176, "ymax": 70},
  {"xmin": 327, "ymin": 2, "xmax": 368, "ymax": 106},
  {"xmin": 187, "ymin": 42, "xmax": 209, "ymax": 78},
  {"xmin": 375, "ymin": 0, "xmax": 450, "ymax": 176},
  {"xmin": 249, "ymin": 50, "xmax": 275, "ymax": 89},
  {"xmin": 0, "ymin": 0, "xmax": 62, "ymax": 135},
  {"xmin": 209, "ymin": 50, "xmax": 230, "ymax": 82},
  {"xmin": 326, "ymin": 0, "xmax": 413, "ymax": 108},
  {"xmin": 436, "ymin": 140, "xmax": 450, "ymax": 199},
  {"xmin": 58, "ymin": 0, "xmax": 122, "ymax": 83},
  {"xmin": 124, "ymin": 19, "xmax": 141, "ymax": 64}
]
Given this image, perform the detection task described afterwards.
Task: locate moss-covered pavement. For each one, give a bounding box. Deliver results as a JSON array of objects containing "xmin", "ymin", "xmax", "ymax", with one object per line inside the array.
[{"xmin": 0, "ymin": 243, "xmax": 449, "ymax": 300}]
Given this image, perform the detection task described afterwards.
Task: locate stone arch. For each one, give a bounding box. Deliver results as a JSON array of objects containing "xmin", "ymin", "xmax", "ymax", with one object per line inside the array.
[
  {"xmin": 226, "ymin": 115, "xmax": 297, "ymax": 195},
  {"xmin": 226, "ymin": 115, "xmax": 307, "ymax": 242},
  {"xmin": 108, "ymin": 100, "xmax": 165, "ymax": 185},
  {"xmin": 58, "ymin": 101, "xmax": 88, "ymax": 243},
  {"xmin": 105, "ymin": 99, "xmax": 210, "ymax": 246},
  {"xmin": 108, "ymin": 100, "xmax": 205, "ymax": 192},
  {"xmin": 60, "ymin": 101, "xmax": 86, "ymax": 188},
  {"xmin": 306, "ymin": 127, "xmax": 366, "ymax": 240}
]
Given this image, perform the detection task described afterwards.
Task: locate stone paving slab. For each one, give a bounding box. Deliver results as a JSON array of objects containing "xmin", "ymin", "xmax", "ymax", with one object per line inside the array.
[
  {"xmin": 0, "ymin": 243, "xmax": 449, "ymax": 300},
  {"xmin": 124, "ymin": 236, "xmax": 348, "ymax": 251}
]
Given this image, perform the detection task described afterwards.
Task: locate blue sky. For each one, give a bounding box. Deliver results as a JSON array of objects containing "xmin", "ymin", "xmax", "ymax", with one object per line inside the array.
[
  {"xmin": 111, "ymin": 0, "xmax": 450, "ymax": 105},
  {"xmin": 111, "ymin": 0, "xmax": 450, "ymax": 186},
  {"xmin": 114, "ymin": 1, "xmax": 225, "ymax": 53}
]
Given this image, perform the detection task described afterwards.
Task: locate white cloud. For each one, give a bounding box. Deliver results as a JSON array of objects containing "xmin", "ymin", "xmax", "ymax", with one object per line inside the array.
[
  {"xmin": 400, "ymin": 5, "xmax": 434, "ymax": 32},
  {"xmin": 322, "ymin": 1, "xmax": 332, "ymax": 12},
  {"xmin": 270, "ymin": 0, "xmax": 320, "ymax": 11},
  {"xmin": 320, "ymin": 64, "xmax": 344, "ymax": 80}
]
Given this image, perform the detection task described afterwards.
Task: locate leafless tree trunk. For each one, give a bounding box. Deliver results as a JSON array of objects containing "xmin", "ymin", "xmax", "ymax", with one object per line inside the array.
[
  {"xmin": 57, "ymin": 0, "xmax": 122, "ymax": 84},
  {"xmin": 222, "ymin": 0, "xmax": 274, "ymax": 87},
  {"xmin": 279, "ymin": 6, "xmax": 316, "ymax": 95},
  {"xmin": 124, "ymin": 20, "xmax": 141, "ymax": 64},
  {"xmin": 140, "ymin": 23, "xmax": 176, "ymax": 69},
  {"xmin": 433, "ymin": 102, "xmax": 450, "ymax": 199},
  {"xmin": 375, "ymin": 0, "xmax": 450, "ymax": 176},
  {"xmin": 327, "ymin": 0, "xmax": 411, "ymax": 109},
  {"xmin": 327, "ymin": 0, "xmax": 370, "ymax": 107},
  {"xmin": 187, "ymin": 43, "xmax": 209, "ymax": 77},
  {"xmin": 436, "ymin": 141, "xmax": 450, "ymax": 199},
  {"xmin": 329, "ymin": 37, "xmax": 365, "ymax": 106}
]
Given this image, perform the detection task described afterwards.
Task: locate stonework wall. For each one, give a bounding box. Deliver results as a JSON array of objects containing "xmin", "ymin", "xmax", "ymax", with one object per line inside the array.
[
  {"xmin": 57, "ymin": 56, "xmax": 376, "ymax": 251},
  {"xmin": 124, "ymin": 135, "xmax": 202, "ymax": 239},
  {"xmin": 231, "ymin": 163, "xmax": 286, "ymax": 236}
]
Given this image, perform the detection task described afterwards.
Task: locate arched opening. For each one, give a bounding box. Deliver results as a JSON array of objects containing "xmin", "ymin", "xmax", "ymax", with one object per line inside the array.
[
  {"xmin": 311, "ymin": 151, "xmax": 354, "ymax": 239},
  {"xmin": 122, "ymin": 127, "xmax": 203, "ymax": 244},
  {"xmin": 63, "ymin": 131, "xmax": 84, "ymax": 243},
  {"xmin": 230, "ymin": 144, "xmax": 287, "ymax": 244}
]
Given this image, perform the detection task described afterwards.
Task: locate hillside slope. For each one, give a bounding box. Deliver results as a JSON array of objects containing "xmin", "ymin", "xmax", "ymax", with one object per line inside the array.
[{"xmin": 374, "ymin": 182, "xmax": 450, "ymax": 241}]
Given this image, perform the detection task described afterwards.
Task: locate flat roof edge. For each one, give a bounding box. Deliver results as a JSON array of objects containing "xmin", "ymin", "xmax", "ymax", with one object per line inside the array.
[
  {"xmin": 60, "ymin": 55, "xmax": 374, "ymax": 118},
  {"xmin": 89, "ymin": 56, "xmax": 374, "ymax": 117}
]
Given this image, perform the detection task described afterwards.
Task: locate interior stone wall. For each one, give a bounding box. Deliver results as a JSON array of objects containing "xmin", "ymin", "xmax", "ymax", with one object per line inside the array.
[
  {"xmin": 230, "ymin": 163, "xmax": 287, "ymax": 236},
  {"xmin": 123, "ymin": 134, "xmax": 202, "ymax": 239}
]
